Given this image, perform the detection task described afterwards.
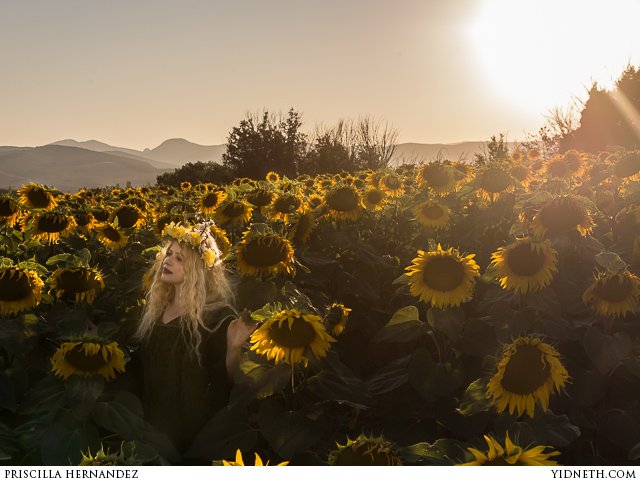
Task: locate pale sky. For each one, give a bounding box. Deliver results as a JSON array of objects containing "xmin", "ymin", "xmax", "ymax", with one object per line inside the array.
[{"xmin": 1, "ymin": 0, "xmax": 639, "ymax": 150}]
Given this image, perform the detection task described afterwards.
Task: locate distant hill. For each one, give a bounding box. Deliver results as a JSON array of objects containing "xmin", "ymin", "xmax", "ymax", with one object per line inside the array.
[
  {"xmin": 0, "ymin": 145, "xmax": 171, "ymax": 192},
  {"xmin": 142, "ymin": 138, "xmax": 226, "ymax": 166}
]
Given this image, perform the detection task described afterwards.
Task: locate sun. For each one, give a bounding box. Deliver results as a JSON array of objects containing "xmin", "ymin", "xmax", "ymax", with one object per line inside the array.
[{"xmin": 468, "ymin": 0, "xmax": 640, "ymax": 113}]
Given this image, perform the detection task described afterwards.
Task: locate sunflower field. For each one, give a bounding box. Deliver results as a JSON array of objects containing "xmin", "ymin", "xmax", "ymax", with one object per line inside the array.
[{"xmin": 1, "ymin": 148, "xmax": 640, "ymax": 466}]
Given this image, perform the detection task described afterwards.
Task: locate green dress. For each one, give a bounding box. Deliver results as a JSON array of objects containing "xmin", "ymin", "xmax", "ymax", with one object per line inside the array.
[{"xmin": 137, "ymin": 306, "xmax": 236, "ymax": 455}]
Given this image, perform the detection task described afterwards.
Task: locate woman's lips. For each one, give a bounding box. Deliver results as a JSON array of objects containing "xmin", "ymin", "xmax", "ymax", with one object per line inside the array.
[{"xmin": 162, "ymin": 267, "xmax": 172, "ymax": 274}]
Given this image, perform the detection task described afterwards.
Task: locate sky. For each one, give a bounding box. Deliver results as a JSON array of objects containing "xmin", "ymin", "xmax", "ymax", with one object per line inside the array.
[{"xmin": 1, "ymin": 0, "xmax": 639, "ymax": 150}]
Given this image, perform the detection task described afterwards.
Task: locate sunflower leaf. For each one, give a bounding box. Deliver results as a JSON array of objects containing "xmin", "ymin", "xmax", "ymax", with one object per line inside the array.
[
  {"xmin": 91, "ymin": 391, "xmax": 144, "ymax": 440},
  {"xmin": 399, "ymin": 438, "xmax": 469, "ymax": 465},
  {"xmin": 77, "ymin": 248, "xmax": 91, "ymax": 266},
  {"xmin": 457, "ymin": 377, "xmax": 492, "ymax": 416},
  {"xmin": 595, "ymin": 251, "xmax": 627, "ymax": 273},
  {"xmin": 45, "ymin": 253, "xmax": 73, "ymax": 265},
  {"xmin": 40, "ymin": 412, "xmax": 101, "ymax": 465},
  {"xmin": 583, "ymin": 327, "xmax": 633, "ymax": 374}
]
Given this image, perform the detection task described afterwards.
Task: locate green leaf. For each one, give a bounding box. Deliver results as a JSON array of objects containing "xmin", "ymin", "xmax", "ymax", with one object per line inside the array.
[
  {"xmin": 595, "ymin": 251, "xmax": 627, "ymax": 273},
  {"xmin": 366, "ymin": 355, "xmax": 410, "ymax": 397},
  {"xmin": 629, "ymin": 442, "xmax": 640, "ymax": 461},
  {"xmin": 410, "ymin": 348, "xmax": 463, "ymax": 401},
  {"xmin": 66, "ymin": 377, "xmax": 105, "ymax": 418},
  {"xmin": 258, "ymin": 401, "xmax": 321, "ymax": 460},
  {"xmin": 583, "ymin": 327, "xmax": 633, "ymax": 374},
  {"xmin": 233, "ymin": 358, "xmax": 290, "ymax": 401},
  {"xmin": 45, "ymin": 253, "xmax": 73, "ymax": 265},
  {"xmin": 398, "ymin": 438, "xmax": 469, "ymax": 465},
  {"xmin": 600, "ymin": 409, "xmax": 640, "ymax": 450},
  {"xmin": 388, "ymin": 306, "xmax": 420, "ymax": 326},
  {"xmin": 426, "ymin": 307, "xmax": 464, "ymax": 342},
  {"xmin": 0, "ymin": 372, "xmax": 16, "ymax": 412},
  {"xmin": 457, "ymin": 377, "xmax": 492, "ymax": 416},
  {"xmin": 91, "ymin": 391, "xmax": 144, "ymax": 440},
  {"xmin": 40, "ymin": 413, "xmax": 101, "ymax": 465},
  {"xmin": 77, "ymin": 248, "xmax": 91, "ymax": 266}
]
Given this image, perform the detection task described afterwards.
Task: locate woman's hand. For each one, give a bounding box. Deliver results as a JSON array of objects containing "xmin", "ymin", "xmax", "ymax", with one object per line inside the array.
[
  {"xmin": 226, "ymin": 309, "xmax": 258, "ymax": 350},
  {"xmin": 225, "ymin": 309, "xmax": 258, "ymax": 379}
]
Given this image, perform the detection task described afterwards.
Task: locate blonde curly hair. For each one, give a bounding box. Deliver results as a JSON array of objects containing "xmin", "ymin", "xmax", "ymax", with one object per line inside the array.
[{"xmin": 137, "ymin": 239, "xmax": 235, "ymax": 363}]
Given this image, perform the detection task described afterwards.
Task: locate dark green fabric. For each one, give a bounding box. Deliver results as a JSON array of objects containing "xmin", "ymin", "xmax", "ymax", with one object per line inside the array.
[{"xmin": 137, "ymin": 306, "xmax": 236, "ymax": 456}]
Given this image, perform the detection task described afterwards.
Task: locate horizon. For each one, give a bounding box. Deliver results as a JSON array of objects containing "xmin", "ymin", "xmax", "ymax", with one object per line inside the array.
[{"xmin": 2, "ymin": 0, "xmax": 639, "ymax": 150}]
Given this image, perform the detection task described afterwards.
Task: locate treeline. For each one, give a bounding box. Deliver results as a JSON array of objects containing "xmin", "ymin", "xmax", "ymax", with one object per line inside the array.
[{"xmin": 157, "ymin": 110, "xmax": 398, "ymax": 186}]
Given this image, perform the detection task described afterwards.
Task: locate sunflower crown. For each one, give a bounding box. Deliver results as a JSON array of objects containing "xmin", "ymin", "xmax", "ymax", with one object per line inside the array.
[{"xmin": 161, "ymin": 221, "xmax": 221, "ymax": 269}]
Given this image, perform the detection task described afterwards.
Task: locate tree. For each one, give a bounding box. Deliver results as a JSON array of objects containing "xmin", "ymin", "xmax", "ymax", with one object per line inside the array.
[
  {"xmin": 222, "ymin": 109, "xmax": 307, "ymax": 179},
  {"xmin": 559, "ymin": 64, "xmax": 640, "ymax": 152},
  {"xmin": 156, "ymin": 161, "xmax": 234, "ymax": 186},
  {"xmin": 473, "ymin": 133, "xmax": 510, "ymax": 165}
]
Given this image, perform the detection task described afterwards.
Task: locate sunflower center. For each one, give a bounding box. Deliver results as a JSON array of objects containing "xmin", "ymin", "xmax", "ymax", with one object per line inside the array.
[
  {"xmin": 421, "ymin": 204, "xmax": 443, "ymax": 219},
  {"xmin": 37, "ymin": 214, "xmax": 70, "ymax": 233},
  {"xmin": 366, "ymin": 191, "xmax": 384, "ymax": 204},
  {"xmin": 66, "ymin": 345, "xmax": 109, "ymax": 372},
  {"xmin": 0, "ymin": 270, "xmax": 33, "ymax": 301},
  {"xmin": 247, "ymin": 190, "xmax": 273, "ymax": 207},
  {"xmin": 510, "ymin": 166, "xmax": 529, "ymax": 181},
  {"xmin": 383, "ymin": 176, "xmax": 401, "ymax": 189},
  {"xmin": 74, "ymin": 213, "xmax": 93, "ymax": 227},
  {"xmin": 479, "ymin": 170, "xmax": 511, "ymax": 193},
  {"xmin": 57, "ymin": 270, "xmax": 100, "ymax": 294},
  {"xmin": 101, "ymin": 226, "xmax": 122, "ymax": 242},
  {"xmin": 91, "ymin": 208, "xmax": 110, "ymax": 222},
  {"xmin": 506, "ymin": 243, "xmax": 545, "ymax": 276},
  {"xmin": 267, "ymin": 316, "xmax": 316, "ymax": 348},
  {"xmin": 326, "ymin": 188, "xmax": 359, "ymax": 212},
  {"xmin": 242, "ymin": 237, "xmax": 289, "ymax": 267},
  {"xmin": 421, "ymin": 256, "xmax": 464, "ymax": 292},
  {"xmin": 221, "ymin": 202, "xmax": 246, "ymax": 218},
  {"xmin": 422, "ymin": 166, "xmax": 451, "ymax": 187},
  {"xmin": 547, "ymin": 160, "xmax": 569, "ymax": 177},
  {"xmin": 593, "ymin": 275, "xmax": 633, "ymax": 303},
  {"xmin": 202, "ymin": 192, "xmax": 221, "ymax": 208},
  {"xmin": 538, "ymin": 200, "xmax": 585, "ymax": 233},
  {"xmin": 500, "ymin": 344, "xmax": 550, "ymax": 395},
  {"xmin": 27, "ymin": 189, "xmax": 51, "ymax": 208},
  {"xmin": 112, "ymin": 206, "xmax": 140, "ymax": 228},
  {"xmin": 273, "ymin": 196, "xmax": 301, "ymax": 213},
  {"xmin": 0, "ymin": 198, "xmax": 19, "ymax": 217}
]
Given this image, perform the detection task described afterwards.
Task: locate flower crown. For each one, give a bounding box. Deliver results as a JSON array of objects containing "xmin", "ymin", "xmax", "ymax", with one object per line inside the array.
[{"xmin": 161, "ymin": 221, "xmax": 220, "ymax": 269}]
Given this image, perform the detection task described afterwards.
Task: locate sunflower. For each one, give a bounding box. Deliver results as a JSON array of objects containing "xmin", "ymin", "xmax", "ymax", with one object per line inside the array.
[
  {"xmin": 527, "ymin": 149, "xmax": 541, "ymax": 161},
  {"xmin": 476, "ymin": 166, "xmax": 514, "ymax": 201},
  {"xmin": 489, "ymin": 238, "xmax": 558, "ymax": 294},
  {"xmin": 180, "ymin": 181, "xmax": 192, "ymax": 191},
  {"xmin": 51, "ymin": 341, "xmax": 126, "ymax": 380},
  {"xmin": 32, "ymin": 212, "xmax": 76, "ymax": 243},
  {"xmin": 487, "ymin": 336, "xmax": 569, "ymax": 418},
  {"xmin": 563, "ymin": 150, "xmax": 585, "ymax": 176},
  {"xmin": 510, "ymin": 164, "xmax": 532, "ymax": 188},
  {"xmin": 0, "ymin": 267, "xmax": 44, "ymax": 316},
  {"xmin": 215, "ymin": 200, "xmax": 253, "ymax": 225},
  {"xmin": 379, "ymin": 173, "xmax": 404, "ymax": 197},
  {"xmin": 208, "ymin": 223, "xmax": 232, "ymax": 254},
  {"xmin": 511, "ymin": 151, "xmax": 524, "ymax": 162},
  {"xmin": 306, "ymin": 193, "xmax": 324, "ymax": 210},
  {"xmin": 270, "ymin": 193, "xmax": 304, "ymax": 222},
  {"xmin": 236, "ymin": 229, "xmax": 295, "ymax": 278},
  {"xmin": 0, "ymin": 195, "xmax": 21, "ymax": 225},
  {"xmin": 245, "ymin": 188, "xmax": 274, "ymax": 209},
  {"xmin": 414, "ymin": 200, "xmax": 450, "ymax": 229},
  {"xmin": 452, "ymin": 161, "xmax": 474, "ymax": 184},
  {"xmin": 265, "ymin": 171, "xmax": 280, "ymax": 184},
  {"xmin": 458, "ymin": 432, "xmax": 560, "ymax": 466},
  {"xmin": 110, "ymin": 205, "xmax": 143, "ymax": 229},
  {"xmin": 362, "ymin": 188, "xmax": 387, "ymax": 211},
  {"xmin": 325, "ymin": 302, "xmax": 351, "ymax": 336},
  {"xmin": 288, "ymin": 211, "xmax": 316, "ymax": 245},
  {"xmin": 222, "ymin": 449, "xmax": 288, "ymax": 466},
  {"xmin": 613, "ymin": 151, "xmax": 640, "ymax": 179},
  {"xmin": 79, "ymin": 444, "xmax": 138, "ymax": 466},
  {"xmin": 415, "ymin": 163, "xmax": 457, "ymax": 195},
  {"xmin": 50, "ymin": 267, "xmax": 105, "ymax": 303},
  {"xmin": 91, "ymin": 207, "xmax": 110, "ymax": 223},
  {"xmin": 95, "ymin": 223, "xmax": 129, "ymax": 250},
  {"xmin": 531, "ymin": 196, "xmax": 593, "ymax": 238},
  {"xmin": 198, "ymin": 190, "xmax": 227, "ymax": 215},
  {"xmin": 250, "ymin": 308, "xmax": 335, "ymax": 366},
  {"xmin": 544, "ymin": 156, "xmax": 573, "ymax": 180},
  {"xmin": 582, "ymin": 270, "xmax": 640, "ymax": 318},
  {"xmin": 327, "ymin": 435, "xmax": 402, "ymax": 466},
  {"xmin": 17, "ymin": 183, "xmax": 57, "ymax": 210},
  {"xmin": 405, "ymin": 244, "xmax": 480, "ymax": 308},
  {"xmin": 73, "ymin": 211, "xmax": 96, "ymax": 231},
  {"xmin": 323, "ymin": 185, "xmax": 365, "ymax": 222}
]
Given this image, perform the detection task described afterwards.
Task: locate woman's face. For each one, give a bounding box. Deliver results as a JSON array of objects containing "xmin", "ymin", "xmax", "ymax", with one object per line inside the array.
[{"xmin": 160, "ymin": 241, "xmax": 186, "ymax": 284}]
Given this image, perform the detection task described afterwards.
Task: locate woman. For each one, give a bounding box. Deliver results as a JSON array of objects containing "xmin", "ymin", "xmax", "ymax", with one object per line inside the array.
[{"xmin": 134, "ymin": 221, "xmax": 255, "ymax": 459}]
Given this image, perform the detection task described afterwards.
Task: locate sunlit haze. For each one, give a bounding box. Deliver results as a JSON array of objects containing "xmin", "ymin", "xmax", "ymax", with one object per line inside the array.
[{"xmin": 1, "ymin": 0, "xmax": 639, "ymax": 150}]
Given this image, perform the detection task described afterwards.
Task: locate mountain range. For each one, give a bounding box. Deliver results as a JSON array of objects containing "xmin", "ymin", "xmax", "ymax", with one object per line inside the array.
[{"xmin": 0, "ymin": 138, "xmax": 504, "ymax": 192}]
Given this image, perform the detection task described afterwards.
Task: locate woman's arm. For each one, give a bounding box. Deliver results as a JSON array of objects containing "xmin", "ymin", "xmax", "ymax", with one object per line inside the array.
[{"xmin": 225, "ymin": 309, "xmax": 257, "ymax": 379}]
